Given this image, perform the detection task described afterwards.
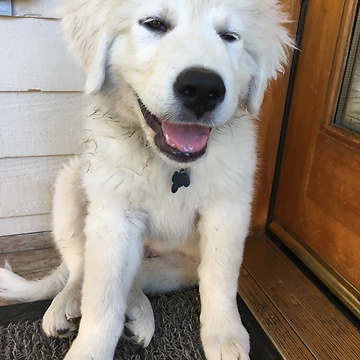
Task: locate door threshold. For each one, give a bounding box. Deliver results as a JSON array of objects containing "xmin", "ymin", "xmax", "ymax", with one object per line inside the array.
[{"xmin": 239, "ymin": 234, "xmax": 360, "ymax": 359}]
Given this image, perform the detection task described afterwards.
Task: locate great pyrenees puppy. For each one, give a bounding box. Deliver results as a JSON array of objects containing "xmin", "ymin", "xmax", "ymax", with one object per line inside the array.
[{"xmin": 0, "ymin": 0, "xmax": 291, "ymax": 359}]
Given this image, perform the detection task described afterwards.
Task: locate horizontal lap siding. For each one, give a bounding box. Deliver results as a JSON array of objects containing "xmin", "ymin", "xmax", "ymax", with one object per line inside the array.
[
  {"xmin": 12, "ymin": 0, "xmax": 61, "ymax": 19},
  {"xmin": 0, "ymin": 214, "xmax": 52, "ymax": 237},
  {"xmin": 0, "ymin": 156, "xmax": 70, "ymax": 218},
  {"xmin": 0, "ymin": 1, "xmax": 86, "ymax": 236},
  {"xmin": 0, "ymin": 18, "xmax": 84, "ymax": 91},
  {"xmin": 0, "ymin": 92, "xmax": 93, "ymax": 158}
]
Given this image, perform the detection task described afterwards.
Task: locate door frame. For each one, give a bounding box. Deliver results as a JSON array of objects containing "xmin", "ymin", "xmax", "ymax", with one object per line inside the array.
[{"xmin": 267, "ymin": 0, "xmax": 360, "ymax": 318}]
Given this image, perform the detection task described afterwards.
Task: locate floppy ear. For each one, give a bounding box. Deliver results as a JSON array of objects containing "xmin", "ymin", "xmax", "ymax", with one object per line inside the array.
[
  {"xmin": 244, "ymin": 5, "xmax": 293, "ymax": 115},
  {"xmin": 82, "ymin": 33, "xmax": 113, "ymax": 95},
  {"xmin": 246, "ymin": 68, "xmax": 269, "ymax": 115},
  {"xmin": 61, "ymin": 1, "xmax": 113, "ymax": 95}
]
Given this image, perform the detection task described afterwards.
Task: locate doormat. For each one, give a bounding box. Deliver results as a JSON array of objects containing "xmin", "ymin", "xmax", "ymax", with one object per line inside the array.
[{"xmin": 0, "ymin": 288, "xmax": 279, "ymax": 359}]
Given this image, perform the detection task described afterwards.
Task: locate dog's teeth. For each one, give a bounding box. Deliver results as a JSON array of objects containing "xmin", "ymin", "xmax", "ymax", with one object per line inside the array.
[{"xmin": 165, "ymin": 133, "xmax": 177, "ymax": 148}]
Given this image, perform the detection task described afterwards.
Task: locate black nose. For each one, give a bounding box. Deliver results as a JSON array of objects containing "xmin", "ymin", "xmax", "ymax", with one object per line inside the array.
[{"xmin": 174, "ymin": 68, "xmax": 226, "ymax": 119}]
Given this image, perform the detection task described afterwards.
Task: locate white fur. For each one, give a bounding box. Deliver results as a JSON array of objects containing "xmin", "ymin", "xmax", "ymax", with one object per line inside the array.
[{"xmin": 0, "ymin": 0, "xmax": 291, "ymax": 359}]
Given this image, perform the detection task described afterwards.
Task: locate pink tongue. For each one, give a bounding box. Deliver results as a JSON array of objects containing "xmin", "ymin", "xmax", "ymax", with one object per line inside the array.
[{"xmin": 162, "ymin": 122, "xmax": 210, "ymax": 153}]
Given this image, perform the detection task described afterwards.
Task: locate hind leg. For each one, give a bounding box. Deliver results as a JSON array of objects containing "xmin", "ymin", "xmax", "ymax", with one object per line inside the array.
[
  {"xmin": 137, "ymin": 239, "xmax": 200, "ymax": 295},
  {"xmin": 138, "ymin": 252, "xmax": 199, "ymax": 295},
  {"xmin": 43, "ymin": 158, "xmax": 86, "ymax": 337}
]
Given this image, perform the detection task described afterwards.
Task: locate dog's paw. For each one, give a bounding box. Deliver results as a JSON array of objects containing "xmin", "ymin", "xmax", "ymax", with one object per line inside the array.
[
  {"xmin": 123, "ymin": 287, "xmax": 155, "ymax": 347},
  {"xmin": 42, "ymin": 285, "xmax": 81, "ymax": 338},
  {"xmin": 201, "ymin": 320, "xmax": 250, "ymax": 360}
]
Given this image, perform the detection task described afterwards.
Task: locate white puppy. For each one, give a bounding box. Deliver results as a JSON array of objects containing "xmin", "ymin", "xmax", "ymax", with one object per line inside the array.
[{"xmin": 0, "ymin": 0, "xmax": 291, "ymax": 359}]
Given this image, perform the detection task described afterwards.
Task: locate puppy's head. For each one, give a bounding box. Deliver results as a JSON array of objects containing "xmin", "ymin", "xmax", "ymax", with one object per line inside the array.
[{"xmin": 62, "ymin": 0, "xmax": 292, "ymax": 164}]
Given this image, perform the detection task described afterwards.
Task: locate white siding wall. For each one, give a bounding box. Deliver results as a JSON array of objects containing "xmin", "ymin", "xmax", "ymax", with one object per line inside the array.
[{"xmin": 0, "ymin": 0, "xmax": 94, "ymax": 236}]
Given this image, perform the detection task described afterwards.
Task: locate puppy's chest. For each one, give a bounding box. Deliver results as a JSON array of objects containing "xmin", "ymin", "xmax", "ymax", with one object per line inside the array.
[{"xmin": 145, "ymin": 190, "xmax": 198, "ymax": 243}]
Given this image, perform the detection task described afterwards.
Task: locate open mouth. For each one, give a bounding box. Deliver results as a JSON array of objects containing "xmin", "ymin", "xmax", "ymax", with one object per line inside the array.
[{"xmin": 138, "ymin": 99, "xmax": 211, "ymax": 163}]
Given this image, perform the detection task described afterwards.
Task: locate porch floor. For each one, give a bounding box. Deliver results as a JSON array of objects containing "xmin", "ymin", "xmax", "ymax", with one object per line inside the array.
[{"xmin": 0, "ymin": 233, "xmax": 359, "ymax": 359}]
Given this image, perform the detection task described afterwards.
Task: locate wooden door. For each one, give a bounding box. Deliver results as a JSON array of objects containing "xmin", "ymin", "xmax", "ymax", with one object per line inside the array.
[{"xmin": 270, "ymin": 0, "xmax": 360, "ymax": 318}]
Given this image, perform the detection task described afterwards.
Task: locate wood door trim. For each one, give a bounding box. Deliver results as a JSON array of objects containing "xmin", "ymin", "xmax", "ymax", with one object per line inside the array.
[
  {"xmin": 272, "ymin": 0, "xmax": 349, "ymax": 230},
  {"xmin": 321, "ymin": 0, "xmax": 360, "ymax": 148},
  {"xmin": 269, "ymin": 221, "xmax": 360, "ymax": 318},
  {"xmin": 251, "ymin": 0, "xmax": 302, "ymax": 233},
  {"xmin": 271, "ymin": 0, "xmax": 360, "ymax": 317}
]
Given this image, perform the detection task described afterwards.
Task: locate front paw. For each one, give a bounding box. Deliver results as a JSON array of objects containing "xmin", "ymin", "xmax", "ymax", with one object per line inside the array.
[
  {"xmin": 201, "ymin": 321, "xmax": 250, "ymax": 360},
  {"xmin": 42, "ymin": 285, "xmax": 81, "ymax": 338},
  {"xmin": 123, "ymin": 287, "xmax": 155, "ymax": 347}
]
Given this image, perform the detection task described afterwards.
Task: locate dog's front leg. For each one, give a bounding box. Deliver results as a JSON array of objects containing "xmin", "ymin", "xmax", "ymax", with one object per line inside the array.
[
  {"xmin": 64, "ymin": 202, "xmax": 147, "ymax": 360},
  {"xmin": 198, "ymin": 200, "xmax": 251, "ymax": 360}
]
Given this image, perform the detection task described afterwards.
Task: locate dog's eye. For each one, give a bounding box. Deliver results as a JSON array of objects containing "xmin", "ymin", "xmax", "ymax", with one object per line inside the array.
[
  {"xmin": 140, "ymin": 18, "xmax": 169, "ymax": 33},
  {"xmin": 219, "ymin": 32, "xmax": 240, "ymax": 43}
]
